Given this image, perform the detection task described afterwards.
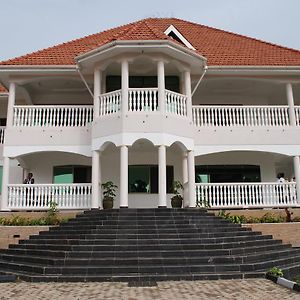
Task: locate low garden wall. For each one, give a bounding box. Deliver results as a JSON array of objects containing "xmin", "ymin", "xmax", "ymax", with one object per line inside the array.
[
  {"xmin": 242, "ymin": 223, "xmax": 300, "ymax": 247},
  {"xmin": 0, "ymin": 226, "xmax": 50, "ymax": 249}
]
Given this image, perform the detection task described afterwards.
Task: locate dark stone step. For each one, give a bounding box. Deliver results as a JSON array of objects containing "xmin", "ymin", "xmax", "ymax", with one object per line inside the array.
[
  {"xmin": 19, "ymin": 233, "xmax": 268, "ymax": 246},
  {"xmin": 27, "ymin": 229, "xmax": 256, "ymax": 241}
]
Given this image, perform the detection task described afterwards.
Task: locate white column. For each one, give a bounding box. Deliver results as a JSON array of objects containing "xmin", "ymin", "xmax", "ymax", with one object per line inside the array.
[
  {"xmin": 182, "ymin": 153, "xmax": 189, "ymax": 207},
  {"xmin": 92, "ymin": 150, "xmax": 101, "ymax": 209},
  {"xmin": 93, "ymin": 69, "xmax": 101, "ymax": 118},
  {"xmin": 1, "ymin": 157, "xmax": 10, "ymax": 211},
  {"xmin": 157, "ymin": 60, "xmax": 165, "ymax": 114},
  {"xmin": 158, "ymin": 145, "xmax": 167, "ymax": 207},
  {"xmin": 7, "ymin": 82, "xmax": 16, "ymax": 128},
  {"xmin": 120, "ymin": 145, "xmax": 128, "ymax": 208},
  {"xmin": 293, "ymin": 156, "xmax": 300, "ymax": 204},
  {"xmin": 286, "ymin": 83, "xmax": 296, "ymax": 126},
  {"xmin": 184, "ymin": 70, "xmax": 192, "ymax": 119},
  {"xmin": 187, "ymin": 150, "xmax": 196, "ymax": 207},
  {"xmin": 121, "ymin": 60, "xmax": 129, "ymax": 117}
]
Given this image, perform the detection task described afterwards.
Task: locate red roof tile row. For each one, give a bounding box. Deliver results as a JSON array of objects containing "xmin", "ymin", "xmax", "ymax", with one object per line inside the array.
[{"xmin": 1, "ymin": 18, "xmax": 300, "ymax": 67}]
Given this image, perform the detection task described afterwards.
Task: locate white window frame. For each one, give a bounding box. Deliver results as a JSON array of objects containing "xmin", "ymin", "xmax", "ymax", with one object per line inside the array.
[{"xmin": 164, "ymin": 25, "xmax": 196, "ymax": 50}]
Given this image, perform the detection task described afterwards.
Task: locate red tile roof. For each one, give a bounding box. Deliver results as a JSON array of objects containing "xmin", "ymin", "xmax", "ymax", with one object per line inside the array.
[
  {"xmin": 1, "ymin": 18, "xmax": 300, "ymax": 66},
  {"xmin": 0, "ymin": 84, "xmax": 7, "ymax": 93}
]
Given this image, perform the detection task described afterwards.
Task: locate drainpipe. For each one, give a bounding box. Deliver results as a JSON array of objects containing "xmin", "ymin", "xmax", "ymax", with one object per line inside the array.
[
  {"xmin": 191, "ymin": 66, "xmax": 208, "ymax": 97},
  {"xmin": 76, "ymin": 65, "xmax": 94, "ymax": 99}
]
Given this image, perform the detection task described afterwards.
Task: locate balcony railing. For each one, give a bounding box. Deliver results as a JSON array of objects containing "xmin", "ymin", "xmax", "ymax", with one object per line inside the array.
[
  {"xmin": 99, "ymin": 89, "xmax": 121, "ymax": 116},
  {"xmin": 13, "ymin": 105, "xmax": 94, "ymax": 127},
  {"xmin": 0, "ymin": 126, "xmax": 5, "ymax": 144},
  {"xmin": 165, "ymin": 90, "xmax": 187, "ymax": 116},
  {"xmin": 128, "ymin": 88, "xmax": 158, "ymax": 112},
  {"xmin": 196, "ymin": 182, "xmax": 298, "ymax": 208},
  {"xmin": 192, "ymin": 105, "xmax": 291, "ymax": 127},
  {"xmin": 98, "ymin": 88, "xmax": 187, "ymax": 116},
  {"xmin": 7, "ymin": 184, "xmax": 92, "ymax": 210}
]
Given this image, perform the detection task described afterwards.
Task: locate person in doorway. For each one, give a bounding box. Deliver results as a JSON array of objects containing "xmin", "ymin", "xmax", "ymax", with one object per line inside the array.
[
  {"xmin": 23, "ymin": 173, "xmax": 35, "ymax": 207},
  {"xmin": 276, "ymin": 173, "xmax": 285, "ymax": 183},
  {"xmin": 24, "ymin": 172, "xmax": 34, "ymax": 184}
]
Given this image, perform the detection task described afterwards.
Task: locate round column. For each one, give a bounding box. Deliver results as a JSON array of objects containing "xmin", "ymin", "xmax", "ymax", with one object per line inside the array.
[
  {"xmin": 7, "ymin": 82, "xmax": 16, "ymax": 128},
  {"xmin": 187, "ymin": 150, "xmax": 196, "ymax": 207},
  {"xmin": 120, "ymin": 145, "xmax": 128, "ymax": 208},
  {"xmin": 1, "ymin": 157, "xmax": 10, "ymax": 211},
  {"xmin": 157, "ymin": 60, "xmax": 165, "ymax": 114},
  {"xmin": 158, "ymin": 145, "xmax": 167, "ymax": 207},
  {"xmin": 92, "ymin": 150, "xmax": 101, "ymax": 209},
  {"xmin": 121, "ymin": 60, "xmax": 129, "ymax": 117},
  {"xmin": 93, "ymin": 69, "xmax": 101, "ymax": 118},
  {"xmin": 286, "ymin": 83, "xmax": 296, "ymax": 126},
  {"xmin": 184, "ymin": 70, "xmax": 192, "ymax": 119},
  {"xmin": 182, "ymin": 153, "xmax": 189, "ymax": 207},
  {"xmin": 293, "ymin": 156, "xmax": 300, "ymax": 204}
]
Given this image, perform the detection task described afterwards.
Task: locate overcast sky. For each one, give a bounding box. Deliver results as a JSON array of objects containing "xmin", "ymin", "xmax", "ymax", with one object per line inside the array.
[{"xmin": 1, "ymin": 0, "xmax": 300, "ymax": 61}]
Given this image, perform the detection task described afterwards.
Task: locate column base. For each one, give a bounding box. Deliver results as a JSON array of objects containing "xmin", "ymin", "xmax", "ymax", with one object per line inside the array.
[
  {"xmin": 120, "ymin": 206, "xmax": 128, "ymax": 209},
  {"xmin": 158, "ymin": 206, "xmax": 167, "ymax": 208}
]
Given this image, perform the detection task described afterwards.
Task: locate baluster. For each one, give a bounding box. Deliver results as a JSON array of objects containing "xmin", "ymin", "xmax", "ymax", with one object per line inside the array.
[
  {"xmin": 284, "ymin": 107, "xmax": 289, "ymax": 126},
  {"xmin": 128, "ymin": 91, "xmax": 132, "ymax": 111},
  {"xmin": 274, "ymin": 107, "xmax": 279, "ymax": 126}
]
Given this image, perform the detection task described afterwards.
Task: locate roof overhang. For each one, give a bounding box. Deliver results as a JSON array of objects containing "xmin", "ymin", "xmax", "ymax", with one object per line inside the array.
[
  {"xmin": 207, "ymin": 65, "xmax": 300, "ymax": 76},
  {"xmin": 75, "ymin": 40, "xmax": 207, "ymax": 74}
]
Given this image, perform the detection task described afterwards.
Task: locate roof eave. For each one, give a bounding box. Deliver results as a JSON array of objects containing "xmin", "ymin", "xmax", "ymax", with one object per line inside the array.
[
  {"xmin": 75, "ymin": 40, "xmax": 207, "ymax": 64},
  {"xmin": 207, "ymin": 65, "xmax": 300, "ymax": 75}
]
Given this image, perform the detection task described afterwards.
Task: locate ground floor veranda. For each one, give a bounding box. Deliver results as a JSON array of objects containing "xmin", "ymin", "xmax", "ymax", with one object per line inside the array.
[{"xmin": 1, "ymin": 142, "xmax": 300, "ymax": 211}]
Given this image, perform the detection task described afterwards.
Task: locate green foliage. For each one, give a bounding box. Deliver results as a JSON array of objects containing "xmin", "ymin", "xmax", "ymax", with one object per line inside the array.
[
  {"xmin": 259, "ymin": 213, "xmax": 284, "ymax": 223},
  {"xmin": 267, "ymin": 267, "xmax": 283, "ymax": 277},
  {"xmin": 218, "ymin": 210, "xmax": 285, "ymax": 224},
  {"xmin": 295, "ymin": 275, "xmax": 300, "ymax": 285},
  {"xmin": 0, "ymin": 203, "xmax": 66, "ymax": 226},
  {"xmin": 173, "ymin": 180, "xmax": 183, "ymax": 196},
  {"xmin": 217, "ymin": 210, "xmax": 246, "ymax": 224},
  {"xmin": 102, "ymin": 181, "xmax": 118, "ymax": 199}
]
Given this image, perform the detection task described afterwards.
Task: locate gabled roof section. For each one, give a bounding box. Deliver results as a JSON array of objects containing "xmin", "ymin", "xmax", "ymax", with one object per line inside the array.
[
  {"xmin": 1, "ymin": 18, "xmax": 300, "ymax": 67},
  {"xmin": 164, "ymin": 25, "xmax": 195, "ymax": 50}
]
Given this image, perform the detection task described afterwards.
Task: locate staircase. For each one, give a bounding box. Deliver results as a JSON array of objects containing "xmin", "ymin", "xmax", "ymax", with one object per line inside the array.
[{"xmin": 0, "ymin": 208, "xmax": 299, "ymax": 282}]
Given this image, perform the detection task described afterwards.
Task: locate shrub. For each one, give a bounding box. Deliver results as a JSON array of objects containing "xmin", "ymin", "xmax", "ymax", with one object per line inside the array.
[
  {"xmin": 295, "ymin": 275, "xmax": 300, "ymax": 285},
  {"xmin": 259, "ymin": 213, "xmax": 284, "ymax": 223},
  {"xmin": 267, "ymin": 267, "xmax": 283, "ymax": 277}
]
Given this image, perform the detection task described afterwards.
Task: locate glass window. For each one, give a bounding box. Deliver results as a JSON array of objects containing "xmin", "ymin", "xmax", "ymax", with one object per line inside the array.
[
  {"xmin": 195, "ymin": 165, "xmax": 261, "ymax": 183},
  {"xmin": 106, "ymin": 76, "xmax": 180, "ymax": 93},
  {"xmin": 129, "ymin": 165, "xmax": 174, "ymax": 194},
  {"xmin": 53, "ymin": 166, "xmax": 91, "ymax": 184},
  {"xmin": 0, "ymin": 166, "xmax": 3, "ymax": 194}
]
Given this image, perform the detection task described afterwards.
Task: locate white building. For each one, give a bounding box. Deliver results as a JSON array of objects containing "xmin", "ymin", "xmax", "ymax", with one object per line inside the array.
[{"xmin": 1, "ymin": 18, "xmax": 300, "ymax": 211}]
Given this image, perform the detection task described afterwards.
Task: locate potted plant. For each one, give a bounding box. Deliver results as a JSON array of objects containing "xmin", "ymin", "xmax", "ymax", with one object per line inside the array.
[
  {"xmin": 102, "ymin": 181, "xmax": 118, "ymax": 209},
  {"xmin": 171, "ymin": 180, "xmax": 183, "ymax": 208}
]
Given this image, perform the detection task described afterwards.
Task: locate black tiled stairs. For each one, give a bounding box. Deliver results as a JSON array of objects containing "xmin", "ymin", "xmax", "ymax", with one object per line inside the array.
[{"xmin": 0, "ymin": 208, "xmax": 299, "ymax": 282}]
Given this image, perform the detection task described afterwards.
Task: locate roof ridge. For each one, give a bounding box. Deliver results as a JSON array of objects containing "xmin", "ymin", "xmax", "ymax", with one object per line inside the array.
[{"xmin": 169, "ymin": 17, "xmax": 300, "ymax": 54}]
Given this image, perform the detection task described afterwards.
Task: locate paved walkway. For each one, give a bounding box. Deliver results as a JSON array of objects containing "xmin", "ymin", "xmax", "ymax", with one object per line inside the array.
[{"xmin": 0, "ymin": 279, "xmax": 299, "ymax": 300}]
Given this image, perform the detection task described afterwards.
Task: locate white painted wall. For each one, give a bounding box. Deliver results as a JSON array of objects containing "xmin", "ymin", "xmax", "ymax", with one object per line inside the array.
[
  {"xmin": 21, "ymin": 152, "xmax": 92, "ymax": 184},
  {"xmin": 195, "ymin": 151, "xmax": 277, "ymax": 182}
]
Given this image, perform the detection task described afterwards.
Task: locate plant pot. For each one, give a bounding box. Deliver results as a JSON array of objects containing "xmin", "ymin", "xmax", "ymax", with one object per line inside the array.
[
  {"xmin": 103, "ymin": 197, "xmax": 114, "ymax": 209},
  {"xmin": 265, "ymin": 273, "xmax": 279, "ymax": 283},
  {"xmin": 171, "ymin": 195, "xmax": 183, "ymax": 208}
]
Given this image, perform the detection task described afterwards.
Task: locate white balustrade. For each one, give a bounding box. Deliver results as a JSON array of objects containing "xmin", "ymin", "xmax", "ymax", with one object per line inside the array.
[
  {"xmin": 294, "ymin": 106, "xmax": 300, "ymax": 126},
  {"xmin": 165, "ymin": 89, "xmax": 187, "ymax": 116},
  {"xmin": 128, "ymin": 88, "xmax": 158, "ymax": 112},
  {"xmin": 192, "ymin": 106, "xmax": 290, "ymax": 127},
  {"xmin": 196, "ymin": 182, "xmax": 298, "ymax": 208},
  {"xmin": 13, "ymin": 106, "xmax": 93, "ymax": 127},
  {"xmin": 99, "ymin": 90, "xmax": 121, "ymax": 116},
  {"xmin": 7, "ymin": 184, "xmax": 92, "ymax": 210},
  {"xmin": 0, "ymin": 127, "xmax": 5, "ymax": 144}
]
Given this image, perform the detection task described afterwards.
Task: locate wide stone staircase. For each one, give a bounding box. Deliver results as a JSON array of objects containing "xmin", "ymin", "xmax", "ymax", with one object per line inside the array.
[{"xmin": 0, "ymin": 208, "xmax": 299, "ymax": 282}]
